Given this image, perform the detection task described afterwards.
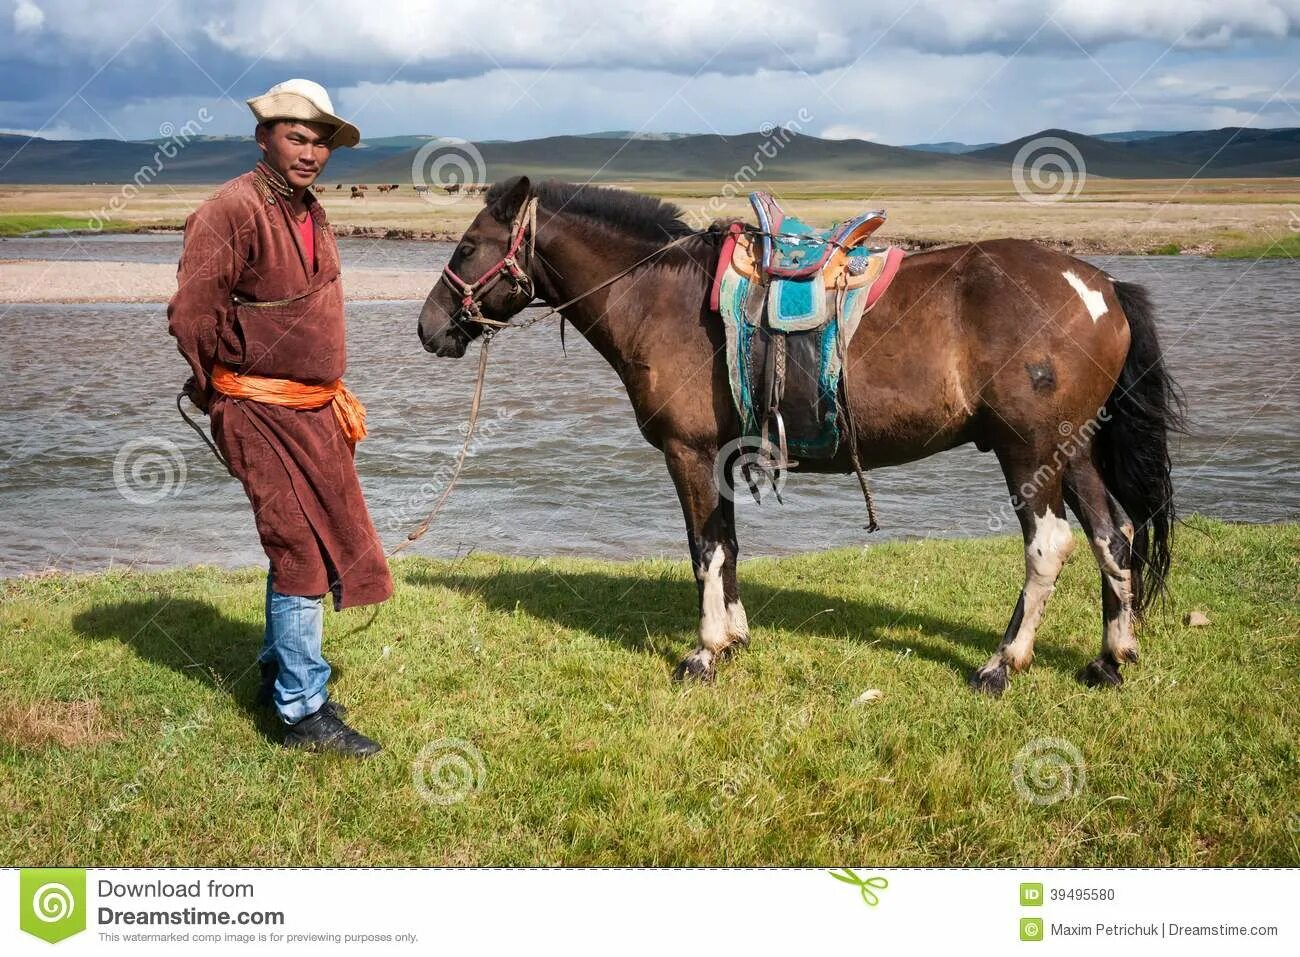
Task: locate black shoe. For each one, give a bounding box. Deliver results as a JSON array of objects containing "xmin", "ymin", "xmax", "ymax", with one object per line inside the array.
[
  {"xmin": 283, "ymin": 704, "xmax": 381, "ymax": 757},
  {"xmin": 256, "ymin": 661, "xmax": 347, "ymax": 718}
]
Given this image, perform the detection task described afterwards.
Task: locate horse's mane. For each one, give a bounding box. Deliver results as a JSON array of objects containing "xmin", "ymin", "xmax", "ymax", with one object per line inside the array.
[{"xmin": 484, "ymin": 176, "xmax": 697, "ymax": 243}]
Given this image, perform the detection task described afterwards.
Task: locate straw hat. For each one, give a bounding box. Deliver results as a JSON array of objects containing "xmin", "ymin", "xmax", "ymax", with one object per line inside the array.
[{"xmin": 246, "ymin": 79, "xmax": 361, "ymax": 148}]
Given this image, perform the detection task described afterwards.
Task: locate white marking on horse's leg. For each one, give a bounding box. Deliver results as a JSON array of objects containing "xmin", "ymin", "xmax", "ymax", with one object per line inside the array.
[
  {"xmin": 1002, "ymin": 509, "xmax": 1076, "ymax": 673},
  {"xmin": 1092, "ymin": 534, "xmax": 1138, "ymax": 662},
  {"xmin": 725, "ymin": 599, "xmax": 749, "ymax": 643},
  {"xmin": 1062, "ymin": 270, "xmax": 1108, "ymax": 322},
  {"xmin": 697, "ymin": 547, "xmax": 728, "ymax": 653}
]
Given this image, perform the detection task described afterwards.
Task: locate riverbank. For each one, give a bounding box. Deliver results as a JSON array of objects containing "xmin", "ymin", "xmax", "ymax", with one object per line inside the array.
[
  {"xmin": 3, "ymin": 177, "xmax": 1298, "ymax": 264},
  {"xmin": 0, "ymin": 258, "xmax": 434, "ymax": 302},
  {"xmin": 3, "ymin": 519, "xmax": 1296, "ymax": 866}
]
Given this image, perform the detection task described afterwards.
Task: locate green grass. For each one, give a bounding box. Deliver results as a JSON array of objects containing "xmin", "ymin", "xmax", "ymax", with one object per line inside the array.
[
  {"xmin": 1146, "ymin": 242, "xmax": 1181, "ymax": 256},
  {"xmin": 0, "ymin": 214, "xmax": 133, "ymax": 236},
  {"xmin": 1213, "ymin": 232, "xmax": 1300, "ymax": 259},
  {"xmin": 2, "ymin": 519, "xmax": 1296, "ymax": 866}
]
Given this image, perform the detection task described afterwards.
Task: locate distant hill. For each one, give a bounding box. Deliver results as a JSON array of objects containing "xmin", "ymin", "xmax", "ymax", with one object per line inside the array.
[
  {"xmin": 0, "ymin": 126, "xmax": 1296, "ymax": 184},
  {"xmin": 363, "ymin": 129, "xmax": 1003, "ymax": 183},
  {"xmin": 965, "ymin": 126, "xmax": 1300, "ymax": 179},
  {"xmin": 1123, "ymin": 127, "xmax": 1300, "ymax": 176},
  {"xmin": 966, "ymin": 129, "xmax": 1199, "ymax": 178},
  {"xmin": 903, "ymin": 141, "xmax": 998, "ymax": 154},
  {"xmin": 1092, "ymin": 130, "xmax": 1187, "ymax": 143},
  {"xmin": 0, "ymin": 132, "xmax": 431, "ymax": 183}
]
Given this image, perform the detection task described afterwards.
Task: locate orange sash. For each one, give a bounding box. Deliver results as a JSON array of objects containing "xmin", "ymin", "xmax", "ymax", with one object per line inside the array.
[{"xmin": 211, "ymin": 362, "xmax": 367, "ymax": 443}]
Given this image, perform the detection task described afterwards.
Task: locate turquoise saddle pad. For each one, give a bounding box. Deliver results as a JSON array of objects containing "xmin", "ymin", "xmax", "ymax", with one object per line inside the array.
[{"xmin": 718, "ymin": 263, "xmax": 877, "ymax": 459}]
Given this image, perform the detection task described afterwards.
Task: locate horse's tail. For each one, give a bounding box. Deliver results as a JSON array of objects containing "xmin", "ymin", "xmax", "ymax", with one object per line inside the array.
[{"xmin": 1095, "ymin": 279, "xmax": 1185, "ymax": 618}]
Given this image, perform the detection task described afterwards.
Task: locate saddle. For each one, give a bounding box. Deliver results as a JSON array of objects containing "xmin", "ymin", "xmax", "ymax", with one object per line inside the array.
[{"xmin": 711, "ymin": 192, "xmax": 904, "ymax": 479}]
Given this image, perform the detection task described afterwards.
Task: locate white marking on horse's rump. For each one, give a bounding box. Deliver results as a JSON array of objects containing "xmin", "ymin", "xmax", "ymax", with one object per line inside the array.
[
  {"xmin": 1062, "ymin": 270, "xmax": 1108, "ymax": 322},
  {"xmin": 698, "ymin": 548, "xmax": 728, "ymax": 652}
]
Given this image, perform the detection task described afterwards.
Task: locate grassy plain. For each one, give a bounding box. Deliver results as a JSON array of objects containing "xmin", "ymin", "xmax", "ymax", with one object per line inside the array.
[{"xmin": 2, "ymin": 519, "xmax": 1296, "ymax": 866}]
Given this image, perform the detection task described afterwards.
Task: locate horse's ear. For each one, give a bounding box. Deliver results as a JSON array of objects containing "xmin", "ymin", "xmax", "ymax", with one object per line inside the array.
[{"xmin": 488, "ymin": 175, "xmax": 531, "ymax": 224}]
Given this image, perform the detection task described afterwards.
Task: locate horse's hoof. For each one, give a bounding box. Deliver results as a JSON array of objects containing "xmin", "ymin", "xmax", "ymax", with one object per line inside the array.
[
  {"xmin": 969, "ymin": 663, "xmax": 1010, "ymax": 697},
  {"xmin": 1078, "ymin": 656, "xmax": 1124, "ymax": 688},
  {"xmin": 674, "ymin": 652, "xmax": 716, "ymax": 683}
]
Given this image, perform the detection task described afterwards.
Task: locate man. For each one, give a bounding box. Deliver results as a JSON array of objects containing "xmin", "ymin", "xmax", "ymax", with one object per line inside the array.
[{"xmin": 168, "ymin": 79, "xmax": 391, "ymax": 757}]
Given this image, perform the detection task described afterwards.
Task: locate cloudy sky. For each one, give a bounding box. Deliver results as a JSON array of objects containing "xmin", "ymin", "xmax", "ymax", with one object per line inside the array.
[{"xmin": 3, "ymin": 0, "xmax": 1300, "ymax": 144}]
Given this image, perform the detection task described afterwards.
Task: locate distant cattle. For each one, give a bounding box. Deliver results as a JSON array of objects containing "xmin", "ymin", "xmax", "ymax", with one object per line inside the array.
[
  {"xmin": 350, "ymin": 186, "xmax": 364, "ymax": 200},
  {"xmin": 443, "ymin": 183, "xmax": 461, "ymax": 195},
  {"xmin": 335, "ymin": 183, "xmax": 343, "ymax": 190},
  {"xmin": 413, "ymin": 185, "xmax": 429, "ymax": 194}
]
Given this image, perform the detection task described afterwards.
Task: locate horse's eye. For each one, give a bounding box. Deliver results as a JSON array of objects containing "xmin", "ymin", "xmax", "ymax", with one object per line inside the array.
[{"xmin": 457, "ymin": 244, "xmax": 475, "ymax": 259}]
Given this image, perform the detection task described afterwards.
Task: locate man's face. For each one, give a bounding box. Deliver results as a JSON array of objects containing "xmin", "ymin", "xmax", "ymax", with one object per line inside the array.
[{"xmin": 257, "ymin": 120, "xmax": 335, "ymax": 189}]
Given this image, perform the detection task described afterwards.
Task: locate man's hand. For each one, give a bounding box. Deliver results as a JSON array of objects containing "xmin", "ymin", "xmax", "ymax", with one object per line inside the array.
[{"xmin": 183, "ymin": 375, "xmax": 211, "ymax": 414}]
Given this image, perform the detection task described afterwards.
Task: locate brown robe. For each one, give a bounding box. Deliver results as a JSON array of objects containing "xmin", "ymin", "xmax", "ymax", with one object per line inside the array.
[{"xmin": 167, "ymin": 169, "xmax": 392, "ymax": 610}]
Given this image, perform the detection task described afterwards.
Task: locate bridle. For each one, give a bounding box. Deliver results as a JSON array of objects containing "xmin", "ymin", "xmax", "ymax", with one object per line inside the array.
[{"xmin": 436, "ymin": 196, "xmax": 539, "ymax": 335}]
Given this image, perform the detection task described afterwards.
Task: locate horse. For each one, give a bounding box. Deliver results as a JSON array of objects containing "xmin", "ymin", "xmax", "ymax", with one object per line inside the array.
[{"xmin": 416, "ymin": 175, "xmax": 1182, "ymax": 695}]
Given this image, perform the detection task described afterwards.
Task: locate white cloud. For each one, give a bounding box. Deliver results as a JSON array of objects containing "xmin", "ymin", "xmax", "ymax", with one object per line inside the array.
[
  {"xmin": 13, "ymin": 1, "xmax": 1300, "ymax": 68},
  {"xmin": 13, "ymin": 0, "xmax": 45, "ymax": 32},
  {"xmin": 818, "ymin": 125, "xmax": 880, "ymax": 141}
]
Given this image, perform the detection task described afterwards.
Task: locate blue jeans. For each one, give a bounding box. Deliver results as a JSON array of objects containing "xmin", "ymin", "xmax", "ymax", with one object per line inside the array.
[{"xmin": 260, "ymin": 570, "xmax": 331, "ymax": 724}]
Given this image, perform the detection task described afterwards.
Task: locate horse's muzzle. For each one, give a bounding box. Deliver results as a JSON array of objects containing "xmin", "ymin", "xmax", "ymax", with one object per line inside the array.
[{"xmin": 424, "ymin": 335, "xmax": 468, "ymax": 358}]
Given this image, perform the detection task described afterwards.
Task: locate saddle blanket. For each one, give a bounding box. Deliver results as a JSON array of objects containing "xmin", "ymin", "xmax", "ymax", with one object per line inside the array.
[{"xmin": 712, "ymin": 199, "xmax": 904, "ymax": 459}]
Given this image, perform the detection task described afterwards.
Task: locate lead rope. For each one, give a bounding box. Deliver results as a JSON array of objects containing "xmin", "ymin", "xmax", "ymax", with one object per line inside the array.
[
  {"xmin": 177, "ymin": 392, "xmax": 232, "ymax": 474},
  {"xmin": 388, "ymin": 333, "xmax": 493, "ymax": 556}
]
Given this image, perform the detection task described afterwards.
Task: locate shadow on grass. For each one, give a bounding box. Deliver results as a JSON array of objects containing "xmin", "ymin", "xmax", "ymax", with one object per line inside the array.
[
  {"xmin": 401, "ymin": 564, "xmax": 1074, "ymax": 681},
  {"xmin": 69, "ymin": 599, "xmax": 336, "ymax": 742}
]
